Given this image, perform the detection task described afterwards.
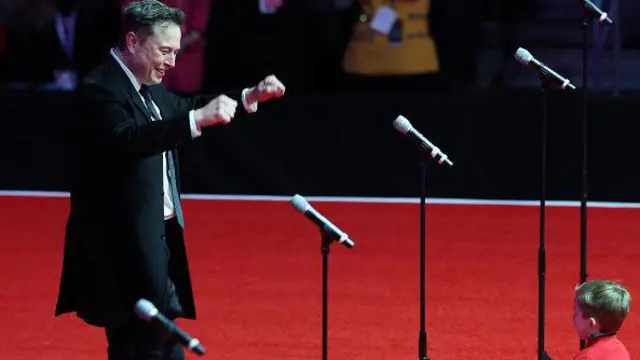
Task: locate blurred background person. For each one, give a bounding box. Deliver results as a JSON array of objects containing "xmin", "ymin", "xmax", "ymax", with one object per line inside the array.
[
  {"xmin": 1, "ymin": 0, "xmax": 120, "ymax": 90},
  {"xmin": 340, "ymin": 0, "xmax": 441, "ymax": 94}
]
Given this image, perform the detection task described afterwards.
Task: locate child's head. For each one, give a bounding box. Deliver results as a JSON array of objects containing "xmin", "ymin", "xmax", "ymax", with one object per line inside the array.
[{"xmin": 573, "ymin": 279, "xmax": 631, "ymax": 340}]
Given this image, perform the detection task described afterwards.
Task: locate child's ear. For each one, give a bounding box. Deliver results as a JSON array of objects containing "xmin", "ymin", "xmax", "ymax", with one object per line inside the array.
[{"xmin": 589, "ymin": 317, "xmax": 599, "ymax": 330}]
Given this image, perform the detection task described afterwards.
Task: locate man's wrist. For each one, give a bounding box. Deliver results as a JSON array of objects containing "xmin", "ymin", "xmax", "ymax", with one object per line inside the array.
[
  {"xmin": 193, "ymin": 108, "xmax": 204, "ymax": 123},
  {"xmin": 242, "ymin": 87, "xmax": 259, "ymax": 113},
  {"xmin": 189, "ymin": 110, "xmax": 202, "ymax": 138}
]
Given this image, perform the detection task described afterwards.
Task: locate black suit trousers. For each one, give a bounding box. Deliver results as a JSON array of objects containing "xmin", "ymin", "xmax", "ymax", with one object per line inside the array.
[{"xmin": 105, "ymin": 218, "xmax": 186, "ymax": 360}]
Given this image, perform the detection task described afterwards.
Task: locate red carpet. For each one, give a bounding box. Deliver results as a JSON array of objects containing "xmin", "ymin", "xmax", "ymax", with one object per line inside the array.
[{"xmin": 0, "ymin": 195, "xmax": 638, "ymax": 360}]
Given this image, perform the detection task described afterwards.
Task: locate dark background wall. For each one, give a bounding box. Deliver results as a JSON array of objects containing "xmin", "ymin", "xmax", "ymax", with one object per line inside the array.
[
  {"xmin": 1, "ymin": 0, "xmax": 639, "ymax": 201},
  {"xmin": 2, "ymin": 89, "xmax": 639, "ymax": 201}
]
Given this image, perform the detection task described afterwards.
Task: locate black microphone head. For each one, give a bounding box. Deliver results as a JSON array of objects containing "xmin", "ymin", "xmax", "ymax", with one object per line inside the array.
[
  {"xmin": 191, "ymin": 341, "xmax": 207, "ymax": 355},
  {"xmin": 290, "ymin": 194, "xmax": 310, "ymax": 213},
  {"xmin": 514, "ymin": 47, "xmax": 533, "ymax": 65},
  {"xmin": 342, "ymin": 238, "xmax": 355, "ymax": 249},
  {"xmin": 134, "ymin": 298, "xmax": 158, "ymax": 321}
]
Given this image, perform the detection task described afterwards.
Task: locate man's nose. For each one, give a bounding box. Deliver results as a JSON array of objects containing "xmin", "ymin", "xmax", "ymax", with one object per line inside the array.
[{"xmin": 165, "ymin": 55, "xmax": 176, "ymax": 68}]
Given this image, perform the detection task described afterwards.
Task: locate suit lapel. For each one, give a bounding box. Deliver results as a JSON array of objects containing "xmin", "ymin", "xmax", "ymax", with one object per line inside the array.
[
  {"xmin": 148, "ymin": 86, "xmax": 170, "ymax": 120},
  {"xmin": 104, "ymin": 54, "xmax": 154, "ymax": 123},
  {"xmin": 130, "ymin": 92, "xmax": 153, "ymax": 123},
  {"xmin": 135, "ymin": 85, "xmax": 170, "ymax": 124},
  {"xmin": 143, "ymin": 86, "xmax": 180, "ymax": 175}
]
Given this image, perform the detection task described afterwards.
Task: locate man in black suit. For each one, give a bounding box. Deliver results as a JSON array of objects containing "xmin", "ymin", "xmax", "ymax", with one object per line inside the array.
[{"xmin": 54, "ymin": 1, "xmax": 285, "ymax": 359}]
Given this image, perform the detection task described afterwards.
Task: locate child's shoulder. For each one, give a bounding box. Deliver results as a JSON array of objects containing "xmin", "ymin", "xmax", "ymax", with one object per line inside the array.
[{"xmin": 573, "ymin": 336, "xmax": 630, "ymax": 360}]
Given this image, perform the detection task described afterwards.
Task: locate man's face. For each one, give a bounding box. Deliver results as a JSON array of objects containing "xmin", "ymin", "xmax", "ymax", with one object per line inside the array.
[{"xmin": 127, "ymin": 23, "xmax": 181, "ymax": 85}]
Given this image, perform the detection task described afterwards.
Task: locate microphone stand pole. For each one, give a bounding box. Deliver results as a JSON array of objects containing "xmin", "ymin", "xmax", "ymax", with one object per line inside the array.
[
  {"xmin": 321, "ymin": 229, "xmax": 338, "ymax": 360},
  {"xmin": 415, "ymin": 148, "xmax": 451, "ymax": 360},
  {"xmin": 418, "ymin": 157, "xmax": 429, "ymax": 360},
  {"xmin": 538, "ymin": 77, "xmax": 550, "ymax": 360},
  {"xmin": 579, "ymin": 14, "xmax": 590, "ymax": 350},
  {"xmin": 393, "ymin": 117, "xmax": 452, "ymax": 360}
]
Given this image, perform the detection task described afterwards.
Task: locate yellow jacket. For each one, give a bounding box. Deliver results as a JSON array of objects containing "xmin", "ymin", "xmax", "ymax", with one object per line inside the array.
[{"xmin": 343, "ymin": 0, "xmax": 439, "ymax": 76}]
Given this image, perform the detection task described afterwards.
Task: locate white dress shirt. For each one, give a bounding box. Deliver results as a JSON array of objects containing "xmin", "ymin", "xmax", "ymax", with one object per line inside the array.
[{"xmin": 109, "ymin": 48, "xmax": 258, "ymax": 219}]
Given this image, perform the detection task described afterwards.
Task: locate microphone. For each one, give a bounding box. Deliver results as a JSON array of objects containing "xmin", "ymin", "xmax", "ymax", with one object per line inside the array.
[
  {"xmin": 290, "ymin": 194, "xmax": 354, "ymax": 249},
  {"xmin": 514, "ymin": 48, "xmax": 576, "ymax": 90},
  {"xmin": 393, "ymin": 115, "xmax": 453, "ymax": 166},
  {"xmin": 135, "ymin": 299, "xmax": 206, "ymax": 356},
  {"xmin": 580, "ymin": 0, "xmax": 613, "ymax": 24}
]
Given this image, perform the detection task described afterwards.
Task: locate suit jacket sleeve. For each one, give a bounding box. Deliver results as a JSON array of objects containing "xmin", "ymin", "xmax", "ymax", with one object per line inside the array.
[
  {"xmin": 78, "ymin": 83, "xmax": 195, "ymax": 159},
  {"xmin": 159, "ymin": 87, "xmax": 253, "ymax": 120}
]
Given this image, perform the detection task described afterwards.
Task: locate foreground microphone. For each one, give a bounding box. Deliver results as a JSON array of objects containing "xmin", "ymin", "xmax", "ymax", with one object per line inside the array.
[
  {"xmin": 514, "ymin": 48, "xmax": 576, "ymax": 90},
  {"xmin": 290, "ymin": 194, "xmax": 354, "ymax": 249},
  {"xmin": 393, "ymin": 115, "xmax": 453, "ymax": 166},
  {"xmin": 580, "ymin": 0, "xmax": 613, "ymax": 24},
  {"xmin": 135, "ymin": 299, "xmax": 206, "ymax": 356}
]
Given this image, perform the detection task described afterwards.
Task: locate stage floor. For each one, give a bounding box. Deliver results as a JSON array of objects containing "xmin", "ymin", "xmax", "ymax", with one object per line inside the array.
[{"xmin": 1, "ymin": 194, "xmax": 638, "ymax": 360}]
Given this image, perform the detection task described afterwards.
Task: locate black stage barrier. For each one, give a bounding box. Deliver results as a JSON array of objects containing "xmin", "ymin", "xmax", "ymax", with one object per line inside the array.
[{"xmin": 1, "ymin": 89, "xmax": 638, "ymax": 201}]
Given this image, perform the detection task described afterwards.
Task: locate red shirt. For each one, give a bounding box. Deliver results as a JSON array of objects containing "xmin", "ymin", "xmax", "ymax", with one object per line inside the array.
[{"xmin": 574, "ymin": 335, "xmax": 630, "ymax": 360}]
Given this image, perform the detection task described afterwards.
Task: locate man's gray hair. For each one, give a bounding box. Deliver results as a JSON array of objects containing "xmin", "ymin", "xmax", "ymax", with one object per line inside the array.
[{"xmin": 118, "ymin": 0, "xmax": 185, "ymax": 49}]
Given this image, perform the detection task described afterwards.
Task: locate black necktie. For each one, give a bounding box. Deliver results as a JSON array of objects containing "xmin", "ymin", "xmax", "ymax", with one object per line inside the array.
[{"xmin": 139, "ymin": 85, "xmax": 184, "ymax": 227}]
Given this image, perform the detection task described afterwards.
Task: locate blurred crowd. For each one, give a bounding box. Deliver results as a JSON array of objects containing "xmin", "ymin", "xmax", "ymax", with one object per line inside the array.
[{"xmin": 0, "ymin": 0, "xmax": 534, "ymax": 95}]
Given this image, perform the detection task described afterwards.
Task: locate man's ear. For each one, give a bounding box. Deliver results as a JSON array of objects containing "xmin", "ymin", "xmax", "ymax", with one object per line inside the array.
[{"xmin": 125, "ymin": 31, "xmax": 139, "ymax": 53}]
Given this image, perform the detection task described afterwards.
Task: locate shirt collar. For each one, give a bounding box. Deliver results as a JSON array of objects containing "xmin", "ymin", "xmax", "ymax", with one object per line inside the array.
[{"xmin": 110, "ymin": 47, "xmax": 142, "ymax": 92}]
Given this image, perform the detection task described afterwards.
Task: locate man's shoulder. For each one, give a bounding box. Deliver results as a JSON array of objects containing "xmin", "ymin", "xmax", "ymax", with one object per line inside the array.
[
  {"xmin": 75, "ymin": 63, "xmax": 130, "ymax": 103},
  {"xmin": 80, "ymin": 63, "xmax": 116, "ymax": 90},
  {"xmin": 78, "ymin": 56, "xmax": 126, "ymax": 93}
]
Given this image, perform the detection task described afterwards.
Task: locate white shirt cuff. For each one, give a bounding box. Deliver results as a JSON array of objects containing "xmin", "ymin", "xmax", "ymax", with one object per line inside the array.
[
  {"xmin": 189, "ymin": 110, "xmax": 201, "ymax": 138},
  {"xmin": 241, "ymin": 88, "xmax": 258, "ymax": 113}
]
